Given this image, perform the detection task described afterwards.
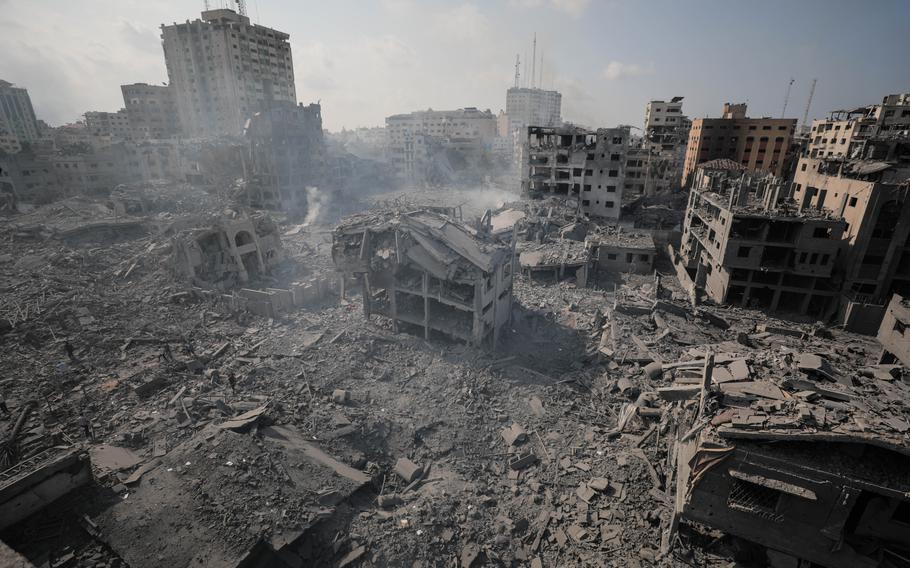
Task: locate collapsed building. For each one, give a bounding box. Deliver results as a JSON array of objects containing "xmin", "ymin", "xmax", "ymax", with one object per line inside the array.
[
  {"xmin": 171, "ymin": 213, "xmax": 284, "ymax": 287},
  {"xmin": 677, "ymin": 159, "xmax": 845, "ymax": 317},
  {"xmin": 332, "ymin": 209, "xmax": 515, "ymax": 347},
  {"xmin": 521, "ymin": 125, "xmax": 630, "ymax": 220},
  {"xmin": 587, "ymin": 226, "xmax": 657, "ymax": 276},
  {"xmin": 666, "ymin": 348, "xmax": 910, "ymax": 568}
]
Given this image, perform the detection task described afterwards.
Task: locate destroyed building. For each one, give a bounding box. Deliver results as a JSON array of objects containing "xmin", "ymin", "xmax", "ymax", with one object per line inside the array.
[
  {"xmin": 682, "ymin": 103, "xmax": 796, "ymax": 186},
  {"xmin": 878, "ymin": 293, "xmax": 910, "ymax": 367},
  {"xmin": 0, "ymin": 80, "xmax": 41, "ymax": 154},
  {"xmin": 240, "ymin": 102, "xmax": 326, "ymax": 212},
  {"xmin": 639, "ymin": 98, "xmax": 691, "ymax": 196},
  {"xmin": 668, "ymin": 348, "xmax": 910, "ymax": 568},
  {"xmin": 678, "ymin": 159, "xmax": 845, "ymax": 316},
  {"xmin": 171, "ymin": 213, "xmax": 284, "ymax": 287},
  {"xmin": 792, "ymin": 96, "xmax": 910, "ymax": 313},
  {"xmin": 333, "ymin": 209, "xmax": 514, "ymax": 347},
  {"xmin": 519, "ymin": 239, "xmax": 591, "ymax": 286},
  {"xmin": 521, "ymin": 125, "xmax": 630, "ymax": 220},
  {"xmin": 586, "ymin": 226, "xmax": 657, "ymax": 276},
  {"xmin": 120, "ymin": 83, "xmax": 180, "ymax": 140}
]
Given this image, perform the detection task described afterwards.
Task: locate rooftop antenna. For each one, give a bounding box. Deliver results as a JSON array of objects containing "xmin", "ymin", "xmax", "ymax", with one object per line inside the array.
[
  {"xmin": 531, "ymin": 33, "xmax": 537, "ymax": 89},
  {"xmin": 781, "ymin": 77, "xmax": 794, "ymax": 118},
  {"xmin": 801, "ymin": 78, "xmax": 817, "ymax": 132},
  {"xmin": 539, "ymin": 50, "xmax": 544, "ymax": 91},
  {"xmin": 203, "ymin": 0, "xmax": 210, "ymax": 9},
  {"xmin": 235, "ymin": 0, "xmax": 247, "ymax": 16},
  {"xmin": 513, "ymin": 54, "xmax": 521, "ymax": 88}
]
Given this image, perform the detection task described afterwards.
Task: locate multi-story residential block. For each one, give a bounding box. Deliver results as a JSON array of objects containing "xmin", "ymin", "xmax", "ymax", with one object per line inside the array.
[
  {"xmin": 385, "ymin": 107, "xmax": 497, "ymax": 182},
  {"xmin": 0, "ymin": 80, "xmax": 41, "ymax": 152},
  {"xmin": 505, "ymin": 87, "xmax": 562, "ymax": 138},
  {"xmin": 678, "ymin": 159, "xmax": 845, "ymax": 317},
  {"xmin": 161, "ymin": 8, "xmax": 296, "ymax": 138},
  {"xmin": 121, "ymin": 83, "xmax": 181, "ymax": 140},
  {"xmin": 806, "ymin": 93, "xmax": 910, "ymax": 159},
  {"xmin": 242, "ymin": 102, "xmax": 326, "ymax": 211},
  {"xmin": 84, "ymin": 110, "xmax": 133, "ymax": 141},
  {"xmin": 792, "ymin": 138, "xmax": 910, "ymax": 306},
  {"xmin": 639, "ymin": 97, "xmax": 690, "ymax": 196},
  {"xmin": 521, "ymin": 125, "xmax": 630, "ymax": 220},
  {"xmin": 877, "ymin": 293, "xmax": 910, "ymax": 367},
  {"xmin": 682, "ymin": 103, "xmax": 796, "ymax": 187}
]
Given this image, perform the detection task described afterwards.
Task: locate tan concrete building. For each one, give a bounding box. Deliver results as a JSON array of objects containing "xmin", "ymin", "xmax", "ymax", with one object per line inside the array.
[
  {"xmin": 679, "ymin": 160, "xmax": 845, "ymax": 317},
  {"xmin": 121, "ymin": 83, "xmax": 180, "ymax": 140},
  {"xmin": 792, "ymin": 143, "xmax": 910, "ymax": 306},
  {"xmin": 877, "ymin": 293, "xmax": 910, "ymax": 367},
  {"xmin": 161, "ymin": 9, "xmax": 296, "ymax": 138},
  {"xmin": 807, "ymin": 93, "xmax": 910, "ymax": 159},
  {"xmin": 640, "ymin": 97, "xmax": 690, "ymax": 196},
  {"xmin": 682, "ymin": 103, "xmax": 796, "ymax": 187},
  {"xmin": 521, "ymin": 125, "xmax": 630, "ymax": 220}
]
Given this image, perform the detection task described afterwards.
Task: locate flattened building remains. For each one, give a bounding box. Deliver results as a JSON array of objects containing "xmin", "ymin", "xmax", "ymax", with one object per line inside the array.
[{"xmin": 666, "ymin": 341, "xmax": 910, "ymax": 568}]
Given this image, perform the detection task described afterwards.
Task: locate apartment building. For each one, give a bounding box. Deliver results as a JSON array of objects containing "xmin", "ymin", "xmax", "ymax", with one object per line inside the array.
[
  {"xmin": 121, "ymin": 83, "xmax": 181, "ymax": 140},
  {"xmin": 161, "ymin": 8, "xmax": 296, "ymax": 138},
  {"xmin": 521, "ymin": 125, "xmax": 630, "ymax": 220},
  {"xmin": 807, "ymin": 93, "xmax": 910, "ymax": 159},
  {"xmin": 639, "ymin": 97, "xmax": 690, "ymax": 195},
  {"xmin": 243, "ymin": 102, "xmax": 326, "ymax": 211},
  {"xmin": 682, "ymin": 103, "xmax": 796, "ymax": 186},
  {"xmin": 385, "ymin": 107, "xmax": 497, "ymax": 182},
  {"xmin": 678, "ymin": 160, "xmax": 845, "ymax": 317},
  {"xmin": 793, "ymin": 139, "xmax": 910, "ymax": 305},
  {"xmin": 84, "ymin": 110, "xmax": 133, "ymax": 141},
  {"xmin": 505, "ymin": 87, "xmax": 562, "ymax": 138},
  {"xmin": 0, "ymin": 80, "xmax": 41, "ymax": 152}
]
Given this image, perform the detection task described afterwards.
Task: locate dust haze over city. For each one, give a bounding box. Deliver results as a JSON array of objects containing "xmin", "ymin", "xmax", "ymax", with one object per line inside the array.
[{"xmin": 1, "ymin": 1, "xmax": 909, "ymax": 567}]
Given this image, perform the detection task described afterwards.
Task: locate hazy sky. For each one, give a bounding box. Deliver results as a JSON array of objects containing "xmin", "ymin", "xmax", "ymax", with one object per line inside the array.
[{"xmin": 1, "ymin": 0, "xmax": 908, "ymax": 132}]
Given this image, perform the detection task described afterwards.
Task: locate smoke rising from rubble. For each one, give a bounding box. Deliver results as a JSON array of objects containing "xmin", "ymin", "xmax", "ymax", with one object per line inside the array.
[{"xmin": 303, "ymin": 186, "xmax": 328, "ymax": 226}]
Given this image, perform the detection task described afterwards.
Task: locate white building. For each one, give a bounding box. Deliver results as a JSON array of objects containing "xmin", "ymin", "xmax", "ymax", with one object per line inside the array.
[
  {"xmin": 506, "ymin": 87, "xmax": 561, "ymax": 138},
  {"xmin": 161, "ymin": 8, "xmax": 296, "ymax": 138},
  {"xmin": 386, "ymin": 107, "xmax": 497, "ymax": 181}
]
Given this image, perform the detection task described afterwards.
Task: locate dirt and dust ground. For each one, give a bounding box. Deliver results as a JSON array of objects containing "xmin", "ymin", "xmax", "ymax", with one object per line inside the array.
[{"xmin": 1, "ymin": 184, "xmax": 865, "ymax": 567}]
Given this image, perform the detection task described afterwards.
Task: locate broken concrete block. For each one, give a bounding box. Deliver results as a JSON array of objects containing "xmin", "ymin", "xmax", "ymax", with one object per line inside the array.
[
  {"xmin": 377, "ymin": 494, "xmax": 403, "ymax": 509},
  {"xmin": 338, "ymin": 546, "xmax": 366, "ymax": 568},
  {"xmin": 576, "ymin": 484, "xmax": 596, "ymax": 503},
  {"xmin": 656, "ymin": 385, "xmax": 702, "ymax": 401},
  {"xmin": 509, "ymin": 451, "xmax": 538, "ymax": 470},
  {"xmin": 393, "ymin": 458, "xmax": 423, "ymax": 483},
  {"xmin": 332, "ymin": 389, "xmax": 350, "ymax": 404},
  {"xmin": 567, "ymin": 524, "xmax": 588, "ymax": 543},
  {"xmin": 460, "ymin": 542, "xmax": 481, "ymax": 568},
  {"xmin": 600, "ymin": 524, "xmax": 622, "ymax": 544},
  {"xmin": 643, "ymin": 361, "xmax": 662, "ymax": 380},
  {"xmin": 529, "ymin": 396, "xmax": 545, "ymax": 417},
  {"xmin": 589, "ymin": 477, "xmax": 609, "ymax": 492},
  {"xmin": 501, "ymin": 423, "xmax": 527, "ymax": 446}
]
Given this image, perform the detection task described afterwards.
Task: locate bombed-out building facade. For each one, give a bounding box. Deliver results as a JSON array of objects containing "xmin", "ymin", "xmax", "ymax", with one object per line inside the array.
[
  {"xmin": 521, "ymin": 125, "xmax": 630, "ymax": 219},
  {"xmin": 679, "ymin": 159, "xmax": 845, "ymax": 316}
]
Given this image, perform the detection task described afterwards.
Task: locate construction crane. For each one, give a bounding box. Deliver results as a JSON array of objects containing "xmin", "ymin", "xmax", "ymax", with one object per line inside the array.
[
  {"xmin": 235, "ymin": 0, "xmax": 248, "ymax": 16},
  {"xmin": 514, "ymin": 54, "xmax": 521, "ymax": 88},
  {"xmin": 801, "ymin": 78, "xmax": 818, "ymax": 133},
  {"xmin": 781, "ymin": 77, "xmax": 795, "ymax": 118}
]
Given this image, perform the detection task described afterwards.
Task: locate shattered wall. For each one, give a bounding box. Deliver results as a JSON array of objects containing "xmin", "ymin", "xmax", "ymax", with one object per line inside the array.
[{"xmin": 171, "ymin": 214, "xmax": 285, "ymax": 288}]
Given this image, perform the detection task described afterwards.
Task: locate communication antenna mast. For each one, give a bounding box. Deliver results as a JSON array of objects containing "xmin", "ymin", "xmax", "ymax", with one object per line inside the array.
[
  {"xmin": 781, "ymin": 77, "xmax": 795, "ymax": 118},
  {"xmin": 203, "ymin": 0, "xmax": 211, "ymax": 10},
  {"xmin": 539, "ymin": 51, "xmax": 544, "ymax": 91},
  {"xmin": 235, "ymin": 0, "xmax": 248, "ymax": 16},
  {"xmin": 801, "ymin": 78, "xmax": 817, "ymax": 132},
  {"xmin": 513, "ymin": 55, "xmax": 521, "ymax": 88},
  {"xmin": 531, "ymin": 33, "xmax": 537, "ymax": 89}
]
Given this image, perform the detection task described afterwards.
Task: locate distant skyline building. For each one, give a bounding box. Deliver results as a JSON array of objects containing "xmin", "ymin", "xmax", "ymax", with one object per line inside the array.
[
  {"xmin": 0, "ymin": 79, "xmax": 41, "ymax": 153},
  {"xmin": 160, "ymin": 8, "xmax": 296, "ymax": 138},
  {"xmin": 505, "ymin": 86, "xmax": 562, "ymax": 138}
]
